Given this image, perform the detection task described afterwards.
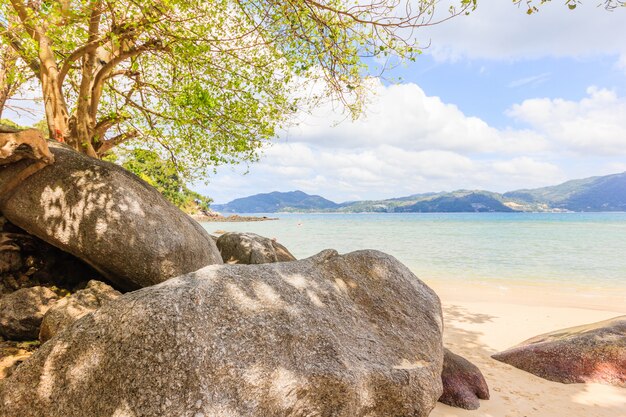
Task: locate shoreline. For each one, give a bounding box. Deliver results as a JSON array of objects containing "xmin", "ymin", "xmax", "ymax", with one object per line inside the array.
[
  {"xmin": 428, "ymin": 278, "xmax": 626, "ymax": 417},
  {"xmin": 191, "ymin": 214, "xmax": 278, "ymax": 222},
  {"xmin": 423, "ymin": 277, "xmax": 626, "ymax": 313}
]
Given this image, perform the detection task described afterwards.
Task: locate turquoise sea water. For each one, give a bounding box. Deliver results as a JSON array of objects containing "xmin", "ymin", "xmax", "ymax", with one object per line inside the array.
[{"xmin": 201, "ymin": 213, "xmax": 626, "ymax": 288}]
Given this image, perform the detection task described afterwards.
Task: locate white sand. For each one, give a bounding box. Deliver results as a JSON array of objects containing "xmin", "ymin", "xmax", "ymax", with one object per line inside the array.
[{"xmin": 426, "ymin": 279, "xmax": 626, "ymax": 417}]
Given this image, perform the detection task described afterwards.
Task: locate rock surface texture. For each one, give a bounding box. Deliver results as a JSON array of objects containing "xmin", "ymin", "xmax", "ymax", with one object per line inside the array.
[
  {"xmin": 439, "ymin": 348, "xmax": 490, "ymax": 410},
  {"xmin": 0, "ymin": 286, "xmax": 59, "ymax": 340},
  {"xmin": 492, "ymin": 316, "xmax": 626, "ymax": 387},
  {"xmin": 0, "ymin": 142, "xmax": 222, "ymax": 290},
  {"xmin": 39, "ymin": 280, "xmax": 121, "ymax": 342},
  {"xmin": 216, "ymin": 232, "xmax": 297, "ymax": 264},
  {"xmin": 0, "ymin": 250, "xmax": 444, "ymax": 417}
]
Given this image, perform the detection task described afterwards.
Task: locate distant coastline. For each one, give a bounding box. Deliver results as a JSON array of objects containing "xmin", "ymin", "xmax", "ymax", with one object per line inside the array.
[
  {"xmin": 191, "ymin": 213, "xmax": 278, "ymax": 222},
  {"xmin": 212, "ymin": 171, "xmax": 626, "ymax": 214}
]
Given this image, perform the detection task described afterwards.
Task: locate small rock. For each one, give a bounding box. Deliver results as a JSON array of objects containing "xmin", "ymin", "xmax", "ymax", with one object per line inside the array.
[
  {"xmin": 0, "ymin": 340, "xmax": 38, "ymax": 380},
  {"xmin": 216, "ymin": 232, "xmax": 296, "ymax": 264},
  {"xmin": 39, "ymin": 280, "xmax": 121, "ymax": 342},
  {"xmin": 439, "ymin": 348, "xmax": 489, "ymax": 410},
  {"xmin": 0, "ymin": 128, "xmax": 54, "ymax": 165},
  {"xmin": 0, "ymin": 235, "xmax": 22, "ymax": 274},
  {"xmin": 0, "ymin": 286, "xmax": 59, "ymax": 340}
]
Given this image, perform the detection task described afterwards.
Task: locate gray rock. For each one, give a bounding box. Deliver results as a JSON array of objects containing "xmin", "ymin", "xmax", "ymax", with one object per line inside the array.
[
  {"xmin": 0, "ymin": 235, "xmax": 21, "ymax": 274},
  {"xmin": 0, "ymin": 286, "xmax": 59, "ymax": 340},
  {"xmin": 216, "ymin": 232, "xmax": 296, "ymax": 264},
  {"xmin": 39, "ymin": 280, "xmax": 121, "ymax": 342},
  {"xmin": 492, "ymin": 316, "xmax": 626, "ymax": 387},
  {"xmin": 0, "ymin": 142, "xmax": 222, "ymax": 290},
  {"xmin": 439, "ymin": 348, "xmax": 489, "ymax": 410},
  {"xmin": 0, "ymin": 250, "xmax": 444, "ymax": 417}
]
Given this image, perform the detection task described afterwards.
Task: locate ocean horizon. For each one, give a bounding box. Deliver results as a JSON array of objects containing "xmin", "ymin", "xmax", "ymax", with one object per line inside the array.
[{"xmin": 201, "ymin": 212, "xmax": 626, "ymax": 289}]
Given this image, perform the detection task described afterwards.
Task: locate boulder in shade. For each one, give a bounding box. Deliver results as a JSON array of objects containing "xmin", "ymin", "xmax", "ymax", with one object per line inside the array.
[
  {"xmin": 0, "ymin": 234, "xmax": 22, "ymax": 274},
  {"xmin": 216, "ymin": 232, "xmax": 296, "ymax": 264},
  {"xmin": 39, "ymin": 280, "xmax": 121, "ymax": 342},
  {"xmin": 0, "ymin": 250, "xmax": 444, "ymax": 417},
  {"xmin": 492, "ymin": 316, "xmax": 626, "ymax": 387},
  {"xmin": 0, "ymin": 142, "xmax": 222, "ymax": 290},
  {"xmin": 0, "ymin": 286, "xmax": 59, "ymax": 340}
]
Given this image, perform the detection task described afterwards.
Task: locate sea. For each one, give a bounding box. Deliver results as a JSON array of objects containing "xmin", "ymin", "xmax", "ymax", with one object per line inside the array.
[{"xmin": 201, "ymin": 212, "xmax": 626, "ymax": 289}]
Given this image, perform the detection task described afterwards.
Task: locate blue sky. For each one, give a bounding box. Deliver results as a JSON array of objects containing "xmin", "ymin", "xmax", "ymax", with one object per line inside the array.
[
  {"xmin": 200, "ymin": 2, "xmax": 626, "ymax": 204},
  {"xmin": 396, "ymin": 54, "xmax": 625, "ymax": 129}
]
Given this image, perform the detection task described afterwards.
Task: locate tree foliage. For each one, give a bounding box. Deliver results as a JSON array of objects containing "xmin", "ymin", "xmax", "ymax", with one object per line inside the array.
[
  {"xmin": 115, "ymin": 148, "xmax": 213, "ymax": 213},
  {"xmin": 0, "ymin": 30, "xmax": 32, "ymax": 119},
  {"xmin": 0, "ymin": 0, "xmax": 476, "ymax": 179},
  {"xmin": 515, "ymin": 0, "xmax": 624, "ymax": 13}
]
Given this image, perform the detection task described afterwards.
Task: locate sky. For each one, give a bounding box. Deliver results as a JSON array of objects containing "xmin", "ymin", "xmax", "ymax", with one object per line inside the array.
[
  {"xmin": 4, "ymin": 2, "xmax": 626, "ymax": 204},
  {"xmin": 199, "ymin": 1, "xmax": 626, "ymax": 204}
]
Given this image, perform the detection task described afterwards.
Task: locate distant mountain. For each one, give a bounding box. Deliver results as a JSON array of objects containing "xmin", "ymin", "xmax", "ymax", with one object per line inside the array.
[
  {"xmin": 395, "ymin": 191, "xmax": 515, "ymax": 213},
  {"xmin": 505, "ymin": 172, "xmax": 626, "ymax": 211},
  {"xmin": 212, "ymin": 190, "xmax": 340, "ymax": 213},
  {"xmin": 212, "ymin": 172, "xmax": 626, "ymax": 213}
]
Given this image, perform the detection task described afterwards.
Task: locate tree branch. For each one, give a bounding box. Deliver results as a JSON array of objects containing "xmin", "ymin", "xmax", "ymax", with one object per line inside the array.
[
  {"xmin": 95, "ymin": 130, "xmax": 138, "ymax": 156},
  {"xmin": 0, "ymin": 24, "xmax": 41, "ymax": 75},
  {"xmin": 89, "ymin": 39, "xmax": 164, "ymax": 120}
]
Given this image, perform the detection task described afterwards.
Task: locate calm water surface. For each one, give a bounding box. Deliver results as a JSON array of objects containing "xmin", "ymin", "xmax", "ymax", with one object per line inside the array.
[{"xmin": 201, "ymin": 212, "xmax": 626, "ymax": 288}]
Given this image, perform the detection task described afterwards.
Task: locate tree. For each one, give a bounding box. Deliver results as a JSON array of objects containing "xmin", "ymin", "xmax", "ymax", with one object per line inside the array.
[
  {"xmin": 0, "ymin": 26, "xmax": 32, "ymax": 119},
  {"xmin": 116, "ymin": 148, "xmax": 213, "ymax": 214},
  {"xmin": 0, "ymin": 0, "xmax": 476, "ymax": 179}
]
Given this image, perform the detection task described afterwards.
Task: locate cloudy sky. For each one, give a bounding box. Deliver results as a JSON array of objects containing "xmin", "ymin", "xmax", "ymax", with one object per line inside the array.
[{"xmin": 200, "ymin": 2, "xmax": 626, "ymax": 204}]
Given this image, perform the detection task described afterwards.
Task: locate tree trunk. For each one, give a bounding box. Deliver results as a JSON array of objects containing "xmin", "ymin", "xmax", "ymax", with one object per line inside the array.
[
  {"xmin": 0, "ymin": 91, "xmax": 7, "ymax": 120},
  {"xmin": 39, "ymin": 40, "xmax": 97, "ymax": 158}
]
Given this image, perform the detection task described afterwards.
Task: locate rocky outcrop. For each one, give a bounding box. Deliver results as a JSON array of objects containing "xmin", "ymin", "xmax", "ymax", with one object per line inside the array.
[
  {"xmin": 0, "ymin": 128, "xmax": 54, "ymax": 166},
  {"xmin": 492, "ymin": 316, "xmax": 626, "ymax": 387},
  {"xmin": 0, "ymin": 142, "xmax": 222, "ymax": 290},
  {"xmin": 216, "ymin": 232, "xmax": 296, "ymax": 264},
  {"xmin": 39, "ymin": 280, "xmax": 121, "ymax": 342},
  {"xmin": 0, "ymin": 286, "xmax": 59, "ymax": 340},
  {"xmin": 1, "ymin": 213, "xmax": 105, "ymax": 295},
  {"xmin": 0, "ymin": 250, "xmax": 444, "ymax": 417},
  {"xmin": 439, "ymin": 348, "xmax": 489, "ymax": 410}
]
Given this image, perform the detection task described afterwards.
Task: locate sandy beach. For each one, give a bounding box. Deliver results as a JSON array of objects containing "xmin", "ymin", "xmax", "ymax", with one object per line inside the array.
[{"xmin": 426, "ymin": 279, "xmax": 626, "ymax": 417}]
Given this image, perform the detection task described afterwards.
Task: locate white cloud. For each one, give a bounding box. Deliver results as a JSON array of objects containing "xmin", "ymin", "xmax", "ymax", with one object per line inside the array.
[
  {"xmin": 199, "ymin": 81, "xmax": 626, "ymax": 203},
  {"xmin": 507, "ymin": 87, "xmax": 626, "ymax": 155},
  {"xmin": 418, "ymin": 2, "xmax": 626, "ymax": 61},
  {"xmin": 287, "ymin": 80, "xmax": 548, "ymax": 154},
  {"xmin": 492, "ymin": 157, "xmax": 563, "ymax": 184}
]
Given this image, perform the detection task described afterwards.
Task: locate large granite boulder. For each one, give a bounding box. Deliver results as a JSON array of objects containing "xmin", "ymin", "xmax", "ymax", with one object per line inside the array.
[
  {"xmin": 439, "ymin": 348, "xmax": 489, "ymax": 410},
  {"xmin": 0, "ymin": 250, "xmax": 444, "ymax": 417},
  {"xmin": 0, "ymin": 286, "xmax": 59, "ymax": 340},
  {"xmin": 216, "ymin": 232, "xmax": 296, "ymax": 264},
  {"xmin": 492, "ymin": 316, "xmax": 626, "ymax": 387},
  {"xmin": 0, "ymin": 142, "xmax": 222, "ymax": 290},
  {"xmin": 39, "ymin": 280, "xmax": 121, "ymax": 342}
]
